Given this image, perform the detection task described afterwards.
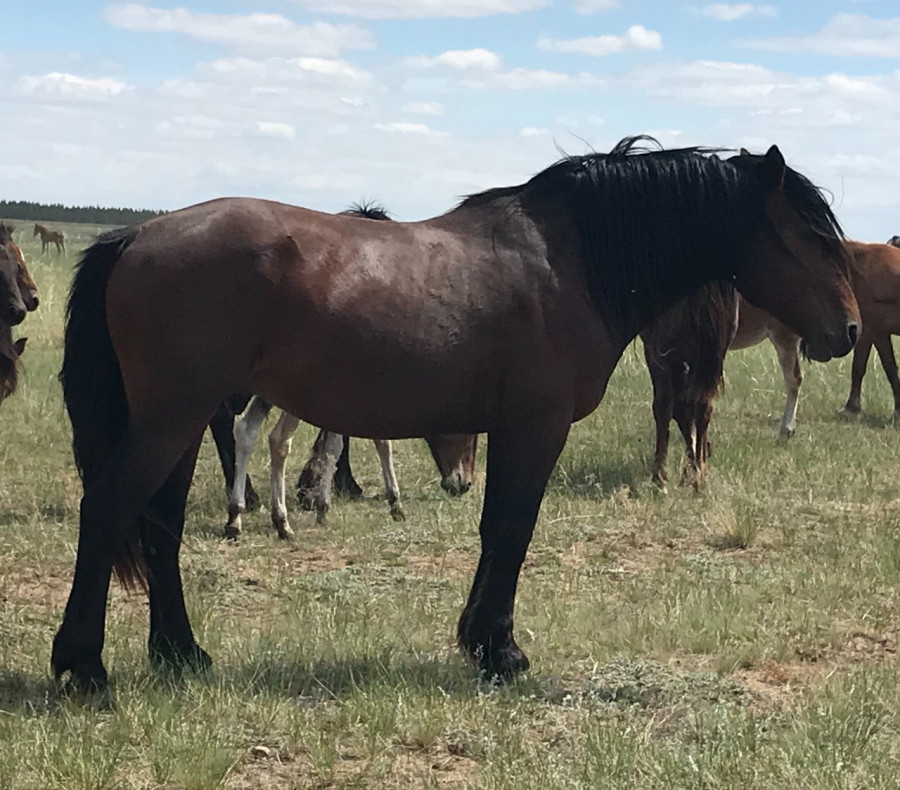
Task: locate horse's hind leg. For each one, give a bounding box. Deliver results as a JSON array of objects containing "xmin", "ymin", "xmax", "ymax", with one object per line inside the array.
[
  {"xmin": 144, "ymin": 436, "xmax": 209, "ymax": 672},
  {"xmin": 647, "ymin": 359, "xmax": 674, "ymax": 491},
  {"xmin": 224, "ymin": 395, "xmax": 272, "ymax": 539},
  {"xmin": 52, "ymin": 423, "xmax": 206, "ymax": 694},
  {"xmin": 457, "ymin": 412, "xmax": 570, "ymax": 679},
  {"xmin": 268, "ymin": 411, "xmax": 300, "ymax": 539},
  {"xmin": 373, "ymin": 440, "xmax": 405, "ymax": 521}
]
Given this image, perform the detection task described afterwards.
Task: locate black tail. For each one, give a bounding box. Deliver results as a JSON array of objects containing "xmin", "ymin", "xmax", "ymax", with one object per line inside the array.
[{"xmin": 60, "ymin": 225, "xmax": 145, "ymax": 589}]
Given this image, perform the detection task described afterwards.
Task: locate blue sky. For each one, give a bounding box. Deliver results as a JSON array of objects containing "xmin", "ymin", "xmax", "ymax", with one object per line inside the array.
[{"xmin": 4, "ymin": 1, "xmax": 900, "ymax": 240}]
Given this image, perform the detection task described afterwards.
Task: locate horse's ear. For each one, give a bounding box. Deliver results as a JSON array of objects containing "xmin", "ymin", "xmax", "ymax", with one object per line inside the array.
[
  {"xmin": 13, "ymin": 337, "xmax": 26, "ymax": 357},
  {"xmin": 739, "ymin": 147, "xmax": 751, "ymax": 156},
  {"xmin": 761, "ymin": 144, "xmax": 786, "ymax": 190}
]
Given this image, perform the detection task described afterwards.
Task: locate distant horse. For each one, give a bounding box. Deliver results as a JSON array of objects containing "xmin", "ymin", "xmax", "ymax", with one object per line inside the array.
[
  {"xmin": 641, "ymin": 282, "xmax": 738, "ymax": 491},
  {"xmin": 33, "ymin": 223, "xmax": 65, "ymax": 255},
  {"xmin": 54, "ymin": 138, "xmax": 858, "ymax": 692},
  {"xmin": 887, "ymin": 236, "xmax": 900, "ymax": 249},
  {"xmin": 226, "ymin": 395, "xmax": 478, "ymax": 539}
]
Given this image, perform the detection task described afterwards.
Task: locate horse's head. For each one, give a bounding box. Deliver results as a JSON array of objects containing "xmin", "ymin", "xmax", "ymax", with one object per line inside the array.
[
  {"xmin": 887, "ymin": 236, "xmax": 900, "ymax": 249},
  {"xmin": 0, "ymin": 229, "xmax": 28, "ymax": 327},
  {"xmin": 425, "ymin": 434, "xmax": 478, "ymax": 496},
  {"xmin": 728, "ymin": 146, "xmax": 859, "ymax": 362},
  {"xmin": 33, "ymin": 224, "xmax": 40, "ymax": 237}
]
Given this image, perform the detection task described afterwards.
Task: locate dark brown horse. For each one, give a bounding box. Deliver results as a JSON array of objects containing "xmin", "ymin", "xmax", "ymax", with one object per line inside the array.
[
  {"xmin": 54, "ymin": 138, "xmax": 859, "ymax": 693},
  {"xmin": 33, "ymin": 222, "xmax": 66, "ymax": 255},
  {"xmin": 641, "ymin": 283, "xmax": 738, "ymax": 491}
]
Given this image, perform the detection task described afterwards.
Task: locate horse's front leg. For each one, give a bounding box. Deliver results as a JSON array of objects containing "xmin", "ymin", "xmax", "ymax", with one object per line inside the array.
[{"xmin": 457, "ymin": 412, "xmax": 570, "ymax": 680}]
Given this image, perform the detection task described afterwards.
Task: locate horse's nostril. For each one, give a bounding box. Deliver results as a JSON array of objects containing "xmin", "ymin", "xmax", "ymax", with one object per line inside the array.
[{"xmin": 848, "ymin": 322, "xmax": 859, "ymax": 346}]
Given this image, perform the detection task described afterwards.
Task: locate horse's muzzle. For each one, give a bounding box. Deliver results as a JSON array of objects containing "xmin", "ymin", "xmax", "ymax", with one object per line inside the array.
[
  {"xmin": 2, "ymin": 301, "xmax": 26, "ymax": 327},
  {"xmin": 441, "ymin": 472, "xmax": 472, "ymax": 497},
  {"xmin": 802, "ymin": 320, "xmax": 859, "ymax": 362}
]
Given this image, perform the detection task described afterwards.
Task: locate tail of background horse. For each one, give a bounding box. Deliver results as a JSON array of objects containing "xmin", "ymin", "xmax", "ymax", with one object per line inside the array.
[{"xmin": 60, "ymin": 225, "xmax": 145, "ymax": 589}]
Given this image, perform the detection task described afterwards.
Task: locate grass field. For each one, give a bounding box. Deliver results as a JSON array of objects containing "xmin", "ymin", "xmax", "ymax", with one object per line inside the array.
[{"xmin": 2, "ymin": 219, "xmax": 900, "ymax": 788}]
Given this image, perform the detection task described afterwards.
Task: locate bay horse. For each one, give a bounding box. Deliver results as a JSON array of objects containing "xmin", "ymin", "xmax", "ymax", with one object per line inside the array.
[
  {"xmin": 33, "ymin": 223, "xmax": 66, "ymax": 255},
  {"xmin": 54, "ymin": 138, "xmax": 859, "ymax": 693},
  {"xmin": 225, "ymin": 395, "xmax": 477, "ymax": 539},
  {"xmin": 641, "ymin": 282, "xmax": 738, "ymax": 491}
]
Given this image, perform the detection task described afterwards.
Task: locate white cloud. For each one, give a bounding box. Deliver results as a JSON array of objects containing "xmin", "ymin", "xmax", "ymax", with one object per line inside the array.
[
  {"xmin": 200, "ymin": 56, "xmax": 373, "ymax": 87},
  {"xmin": 105, "ymin": 3, "xmax": 374, "ymax": 57},
  {"xmin": 16, "ymin": 72, "xmax": 128, "ymax": 98},
  {"xmin": 373, "ymin": 121, "xmax": 449, "ymax": 136},
  {"xmin": 288, "ymin": 0, "xmax": 548, "ymax": 19},
  {"xmin": 256, "ymin": 121, "xmax": 296, "ymax": 140},
  {"xmin": 574, "ymin": 0, "xmax": 620, "ymax": 13},
  {"xmin": 402, "ymin": 101, "xmax": 445, "ymax": 115},
  {"xmin": 520, "ymin": 126, "xmax": 548, "ymax": 136},
  {"xmin": 406, "ymin": 48, "xmax": 502, "ymax": 70},
  {"xmin": 739, "ymin": 13, "xmax": 900, "ymax": 57},
  {"xmin": 464, "ymin": 68, "xmax": 601, "ymax": 90},
  {"xmin": 699, "ymin": 4, "xmax": 777, "ymax": 21},
  {"xmin": 538, "ymin": 25, "xmax": 662, "ymax": 56}
]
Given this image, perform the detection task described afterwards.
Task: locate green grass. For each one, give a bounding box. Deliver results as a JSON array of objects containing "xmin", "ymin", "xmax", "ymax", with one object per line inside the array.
[{"xmin": 2, "ymin": 221, "xmax": 900, "ymax": 787}]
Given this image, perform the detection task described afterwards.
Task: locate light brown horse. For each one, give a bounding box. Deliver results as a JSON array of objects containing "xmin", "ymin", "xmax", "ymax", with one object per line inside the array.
[
  {"xmin": 0, "ymin": 223, "xmax": 39, "ymax": 323},
  {"xmin": 732, "ymin": 241, "xmax": 900, "ymax": 429},
  {"xmin": 33, "ymin": 223, "xmax": 65, "ymax": 255},
  {"xmin": 840, "ymin": 241, "xmax": 900, "ymax": 417},
  {"xmin": 54, "ymin": 139, "xmax": 859, "ymax": 693}
]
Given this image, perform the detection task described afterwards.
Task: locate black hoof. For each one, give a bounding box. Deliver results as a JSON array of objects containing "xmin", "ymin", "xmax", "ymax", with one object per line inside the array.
[
  {"xmin": 149, "ymin": 639, "xmax": 213, "ymax": 675},
  {"xmin": 334, "ymin": 476, "xmax": 364, "ymax": 501},
  {"xmin": 458, "ymin": 626, "xmax": 530, "ymax": 681}
]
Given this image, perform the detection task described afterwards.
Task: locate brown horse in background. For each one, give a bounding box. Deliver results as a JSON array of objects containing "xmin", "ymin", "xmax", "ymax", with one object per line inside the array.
[
  {"xmin": 0, "ymin": 224, "xmax": 38, "ymax": 404},
  {"xmin": 641, "ymin": 283, "xmax": 738, "ymax": 491},
  {"xmin": 736, "ymin": 241, "xmax": 900, "ymax": 429},
  {"xmin": 841, "ymin": 241, "xmax": 900, "ymax": 417},
  {"xmin": 33, "ymin": 223, "xmax": 65, "ymax": 255},
  {"xmin": 54, "ymin": 139, "xmax": 859, "ymax": 693}
]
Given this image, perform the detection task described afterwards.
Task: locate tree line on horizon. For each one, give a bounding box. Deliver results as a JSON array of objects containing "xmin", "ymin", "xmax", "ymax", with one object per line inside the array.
[{"xmin": 0, "ymin": 200, "xmax": 165, "ymax": 226}]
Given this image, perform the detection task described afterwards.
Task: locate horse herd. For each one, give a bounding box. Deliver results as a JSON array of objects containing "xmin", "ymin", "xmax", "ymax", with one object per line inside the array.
[{"xmin": 0, "ymin": 136, "xmax": 882, "ymax": 696}]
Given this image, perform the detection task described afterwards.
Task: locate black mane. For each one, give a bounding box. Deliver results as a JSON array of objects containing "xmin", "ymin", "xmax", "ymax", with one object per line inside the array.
[{"xmin": 461, "ymin": 135, "xmax": 843, "ymax": 339}]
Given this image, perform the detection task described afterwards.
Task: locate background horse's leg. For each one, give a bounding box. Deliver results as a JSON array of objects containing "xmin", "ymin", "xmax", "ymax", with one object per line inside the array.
[
  {"xmin": 843, "ymin": 333, "xmax": 872, "ymax": 416},
  {"xmin": 209, "ymin": 402, "xmax": 260, "ymax": 511},
  {"xmin": 873, "ymin": 336, "xmax": 900, "ymax": 419},
  {"xmin": 333, "ymin": 436, "xmax": 364, "ymax": 499},
  {"xmin": 268, "ymin": 411, "xmax": 300, "ymax": 539},
  {"xmin": 313, "ymin": 432, "xmax": 343, "ymax": 524},
  {"xmin": 457, "ymin": 413, "xmax": 570, "ymax": 679},
  {"xmin": 224, "ymin": 396, "xmax": 271, "ymax": 539},
  {"xmin": 144, "ymin": 436, "xmax": 208, "ymax": 671},
  {"xmin": 52, "ymin": 423, "xmax": 205, "ymax": 694},
  {"xmin": 649, "ymin": 376, "xmax": 674, "ymax": 492},
  {"xmin": 772, "ymin": 332, "xmax": 803, "ymax": 437},
  {"xmin": 373, "ymin": 439, "xmax": 405, "ymax": 521}
]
